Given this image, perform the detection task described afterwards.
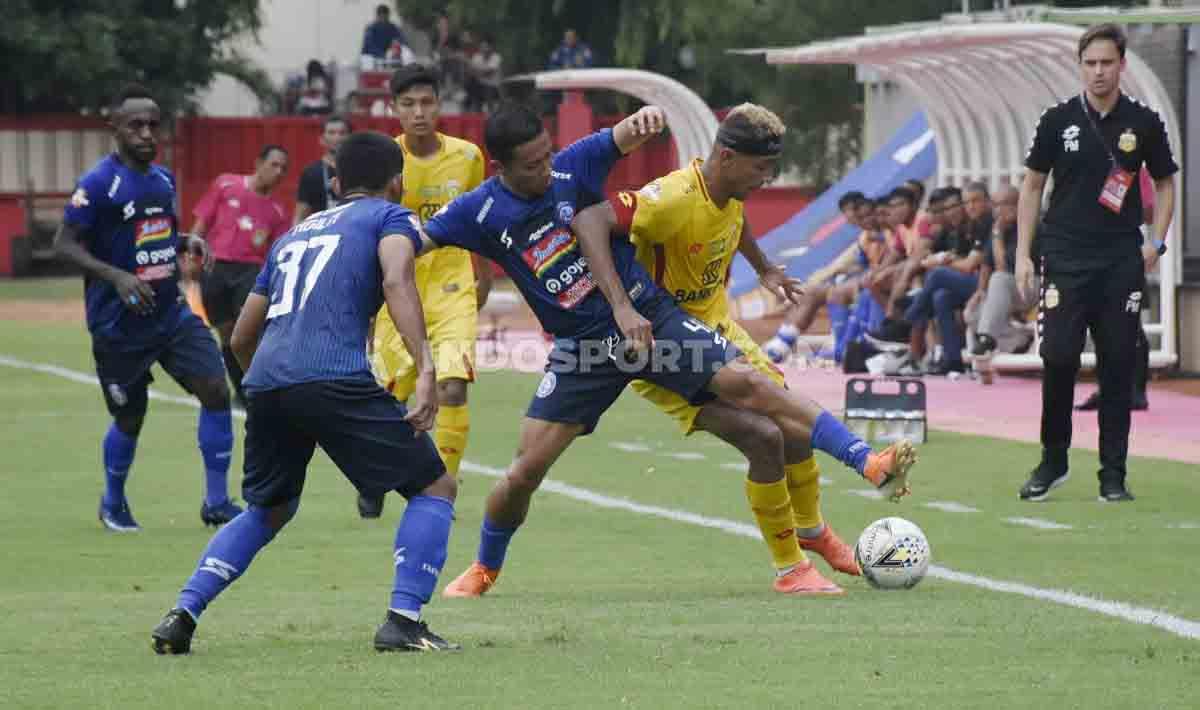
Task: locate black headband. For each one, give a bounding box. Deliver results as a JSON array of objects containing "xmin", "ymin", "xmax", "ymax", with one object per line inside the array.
[{"xmin": 716, "ymin": 125, "xmax": 783, "ymax": 157}]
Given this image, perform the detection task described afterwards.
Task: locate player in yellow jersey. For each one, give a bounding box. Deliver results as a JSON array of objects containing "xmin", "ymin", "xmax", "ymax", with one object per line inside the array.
[
  {"xmin": 611, "ymin": 104, "xmax": 873, "ymax": 591},
  {"xmin": 357, "ymin": 65, "xmax": 492, "ymax": 518}
]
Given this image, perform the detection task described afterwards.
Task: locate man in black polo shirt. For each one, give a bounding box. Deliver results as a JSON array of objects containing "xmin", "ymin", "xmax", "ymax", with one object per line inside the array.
[
  {"xmin": 293, "ymin": 115, "xmax": 352, "ymax": 224},
  {"xmin": 1015, "ymin": 23, "xmax": 1177, "ymax": 502}
]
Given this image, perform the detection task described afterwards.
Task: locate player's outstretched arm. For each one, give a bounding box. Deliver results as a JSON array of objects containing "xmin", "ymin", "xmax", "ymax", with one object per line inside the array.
[
  {"xmin": 738, "ymin": 220, "xmax": 804, "ymax": 305},
  {"xmin": 380, "ymin": 233, "xmax": 437, "ymax": 432},
  {"xmin": 231, "ymin": 293, "xmax": 268, "ymax": 370},
  {"xmin": 612, "ymin": 106, "xmax": 667, "ymax": 155},
  {"xmin": 573, "ymin": 201, "xmax": 653, "ymax": 352},
  {"xmin": 54, "ymin": 221, "xmax": 156, "ymax": 316}
]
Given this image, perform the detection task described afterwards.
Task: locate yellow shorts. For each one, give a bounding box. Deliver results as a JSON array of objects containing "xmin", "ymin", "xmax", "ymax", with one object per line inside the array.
[
  {"xmin": 372, "ymin": 256, "xmax": 477, "ymax": 400},
  {"xmin": 630, "ymin": 318, "xmax": 785, "ymax": 434}
]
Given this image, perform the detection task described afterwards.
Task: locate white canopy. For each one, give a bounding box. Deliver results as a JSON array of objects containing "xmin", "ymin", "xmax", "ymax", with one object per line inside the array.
[{"xmin": 735, "ymin": 22, "xmax": 1182, "ymax": 368}]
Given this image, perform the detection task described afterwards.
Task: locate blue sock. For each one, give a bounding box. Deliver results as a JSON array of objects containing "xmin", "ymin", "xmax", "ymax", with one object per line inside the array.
[
  {"xmin": 477, "ymin": 516, "xmax": 518, "ymax": 570},
  {"xmin": 828, "ymin": 303, "xmax": 850, "ymax": 362},
  {"xmin": 102, "ymin": 423, "xmax": 137, "ymax": 507},
  {"xmin": 389, "ymin": 495, "xmax": 455, "ymax": 618},
  {"xmin": 811, "ymin": 410, "xmax": 872, "ymax": 476},
  {"xmin": 177, "ymin": 503, "xmax": 290, "ymax": 619},
  {"xmin": 198, "ymin": 408, "xmax": 234, "ymax": 506}
]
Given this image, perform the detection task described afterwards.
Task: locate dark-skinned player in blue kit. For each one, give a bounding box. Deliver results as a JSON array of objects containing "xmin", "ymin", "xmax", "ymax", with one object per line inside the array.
[
  {"xmin": 54, "ymin": 84, "xmax": 242, "ymax": 532},
  {"xmin": 152, "ymin": 132, "xmax": 460, "ymax": 654}
]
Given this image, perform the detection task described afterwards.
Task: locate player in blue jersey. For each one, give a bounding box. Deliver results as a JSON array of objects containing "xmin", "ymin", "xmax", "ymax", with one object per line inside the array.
[
  {"xmin": 373, "ymin": 102, "xmax": 914, "ymax": 598},
  {"xmin": 152, "ymin": 131, "xmax": 459, "ymax": 654},
  {"xmin": 54, "ymin": 84, "xmax": 242, "ymax": 532}
]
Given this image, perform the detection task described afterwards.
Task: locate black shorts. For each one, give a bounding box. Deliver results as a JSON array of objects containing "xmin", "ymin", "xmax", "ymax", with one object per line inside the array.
[
  {"xmin": 1038, "ymin": 255, "xmax": 1145, "ymax": 368},
  {"xmin": 526, "ymin": 294, "xmax": 740, "ymax": 435},
  {"xmin": 202, "ymin": 260, "xmax": 261, "ymax": 327},
  {"xmin": 241, "ymin": 379, "xmax": 446, "ymax": 507},
  {"xmin": 93, "ymin": 312, "xmax": 226, "ymax": 417}
]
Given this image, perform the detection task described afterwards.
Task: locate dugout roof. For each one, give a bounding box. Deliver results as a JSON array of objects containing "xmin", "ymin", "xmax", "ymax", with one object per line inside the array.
[{"xmin": 733, "ymin": 20, "xmax": 1186, "ymax": 367}]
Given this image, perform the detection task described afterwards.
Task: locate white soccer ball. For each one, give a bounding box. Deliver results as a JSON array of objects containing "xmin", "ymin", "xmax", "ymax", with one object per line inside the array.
[{"xmin": 855, "ymin": 517, "xmax": 931, "ymax": 590}]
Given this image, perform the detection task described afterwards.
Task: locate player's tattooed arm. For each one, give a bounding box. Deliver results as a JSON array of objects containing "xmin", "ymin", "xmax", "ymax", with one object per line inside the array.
[
  {"xmin": 380, "ymin": 234, "xmax": 437, "ymax": 431},
  {"xmin": 612, "ymin": 106, "xmax": 667, "ymax": 155},
  {"xmin": 54, "ymin": 221, "xmax": 156, "ymax": 316},
  {"xmin": 573, "ymin": 201, "xmax": 654, "ymax": 352},
  {"xmin": 231, "ymin": 293, "xmax": 268, "ymax": 370}
]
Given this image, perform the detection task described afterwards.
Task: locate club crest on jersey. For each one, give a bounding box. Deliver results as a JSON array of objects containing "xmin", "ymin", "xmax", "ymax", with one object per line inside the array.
[
  {"xmin": 557, "ymin": 201, "xmax": 575, "ymax": 225},
  {"xmin": 1118, "ymin": 129, "xmax": 1137, "ymax": 153},
  {"xmin": 1043, "ymin": 283, "xmax": 1060, "ymax": 310},
  {"xmin": 134, "ymin": 217, "xmax": 173, "ymax": 247}
]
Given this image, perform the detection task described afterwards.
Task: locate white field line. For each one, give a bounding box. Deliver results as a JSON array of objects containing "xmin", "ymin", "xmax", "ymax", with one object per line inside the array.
[
  {"xmin": 923, "ymin": 501, "xmax": 982, "ymax": 514},
  {"xmin": 1004, "ymin": 516, "xmax": 1074, "ymax": 531},
  {"xmin": 848, "ymin": 489, "xmax": 885, "ymax": 500},
  {"xmin": 663, "ymin": 451, "xmax": 706, "ymax": 461},
  {"xmin": 609, "ymin": 442, "xmax": 652, "ymax": 453},
  {"xmin": 3, "ymin": 353, "xmax": 1199, "ymax": 641}
]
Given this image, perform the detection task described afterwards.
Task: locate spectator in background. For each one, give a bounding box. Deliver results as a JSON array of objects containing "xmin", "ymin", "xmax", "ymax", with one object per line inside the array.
[
  {"xmin": 548, "ymin": 28, "xmax": 593, "ymax": 69},
  {"xmin": 869, "ymin": 186, "xmax": 985, "ymax": 375},
  {"xmin": 294, "ymin": 115, "xmax": 352, "ymax": 223},
  {"xmin": 465, "ymin": 34, "xmax": 502, "ymax": 112},
  {"xmin": 960, "ymin": 181, "xmax": 994, "ymax": 321},
  {"xmin": 361, "ymin": 4, "xmax": 406, "ymax": 59},
  {"xmin": 968, "ymin": 183, "xmax": 1036, "ymax": 356},
  {"xmin": 296, "ymin": 61, "xmax": 333, "ymax": 116},
  {"xmin": 192, "ymin": 145, "xmax": 290, "ymax": 404}
]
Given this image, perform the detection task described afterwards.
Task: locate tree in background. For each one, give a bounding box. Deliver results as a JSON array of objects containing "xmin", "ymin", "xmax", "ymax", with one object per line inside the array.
[
  {"xmin": 405, "ymin": 0, "xmax": 1151, "ymax": 187},
  {"xmin": 0, "ymin": 0, "xmax": 275, "ymax": 115}
]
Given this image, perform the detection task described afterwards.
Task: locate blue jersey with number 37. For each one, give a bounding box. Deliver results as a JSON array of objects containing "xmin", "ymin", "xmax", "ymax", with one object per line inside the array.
[{"xmin": 243, "ymin": 197, "xmax": 422, "ymax": 392}]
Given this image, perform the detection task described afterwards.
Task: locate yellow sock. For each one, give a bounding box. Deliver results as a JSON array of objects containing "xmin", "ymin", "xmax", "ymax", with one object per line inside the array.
[
  {"xmin": 745, "ymin": 477, "xmax": 807, "ymax": 570},
  {"xmin": 786, "ymin": 457, "xmax": 825, "ymax": 530},
  {"xmin": 434, "ymin": 404, "xmax": 470, "ymax": 478}
]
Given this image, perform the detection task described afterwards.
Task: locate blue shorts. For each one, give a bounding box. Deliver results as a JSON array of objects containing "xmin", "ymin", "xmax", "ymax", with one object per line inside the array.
[
  {"xmin": 241, "ymin": 379, "xmax": 446, "ymax": 507},
  {"xmin": 92, "ymin": 312, "xmax": 225, "ymax": 417},
  {"xmin": 526, "ymin": 295, "xmax": 740, "ymax": 435}
]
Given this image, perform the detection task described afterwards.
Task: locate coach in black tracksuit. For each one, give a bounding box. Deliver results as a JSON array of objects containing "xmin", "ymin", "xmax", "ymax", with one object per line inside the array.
[{"xmin": 1015, "ymin": 23, "xmax": 1177, "ymax": 503}]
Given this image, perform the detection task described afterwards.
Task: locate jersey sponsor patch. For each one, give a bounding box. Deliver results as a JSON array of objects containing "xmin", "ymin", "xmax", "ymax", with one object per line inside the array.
[
  {"xmin": 134, "ymin": 217, "xmax": 172, "ymax": 247},
  {"xmin": 522, "ymin": 228, "xmax": 576, "ymax": 277}
]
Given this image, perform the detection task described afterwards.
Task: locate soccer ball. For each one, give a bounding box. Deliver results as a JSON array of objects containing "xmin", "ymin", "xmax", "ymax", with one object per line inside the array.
[{"xmin": 854, "ymin": 517, "xmax": 931, "ymax": 590}]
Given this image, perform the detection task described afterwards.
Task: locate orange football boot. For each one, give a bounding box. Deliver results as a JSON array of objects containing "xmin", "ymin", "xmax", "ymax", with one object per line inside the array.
[
  {"xmin": 799, "ymin": 525, "xmax": 861, "ymax": 576},
  {"xmin": 442, "ymin": 561, "xmax": 500, "ymax": 598},
  {"xmin": 773, "ymin": 561, "xmax": 844, "ymax": 595},
  {"xmin": 863, "ymin": 440, "xmax": 917, "ymax": 501}
]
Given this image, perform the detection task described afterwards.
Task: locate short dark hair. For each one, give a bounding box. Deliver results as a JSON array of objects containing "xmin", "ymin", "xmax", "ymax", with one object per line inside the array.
[
  {"xmin": 376, "ymin": 4, "xmax": 390, "ymax": 17},
  {"xmin": 322, "ymin": 114, "xmax": 353, "ymax": 132},
  {"xmin": 963, "ymin": 180, "xmax": 989, "ymax": 198},
  {"xmin": 110, "ymin": 83, "xmax": 155, "ymax": 113},
  {"xmin": 1078, "ymin": 23, "xmax": 1126, "ymax": 59},
  {"xmin": 336, "ymin": 131, "xmax": 404, "ymax": 193},
  {"xmin": 837, "ymin": 191, "xmax": 866, "ymax": 211},
  {"xmin": 485, "ymin": 102, "xmax": 544, "ymax": 164},
  {"xmin": 903, "ymin": 178, "xmax": 926, "ymax": 202},
  {"xmin": 258, "ymin": 144, "xmax": 288, "ymax": 161},
  {"xmin": 887, "ymin": 186, "xmax": 918, "ymax": 207},
  {"xmin": 390, "ymin": 64, "xmax": 440, "ymax": 98},
  {"xmin": 1080, "ymin": 22, "xmax": 1123, "ymax": 58},
  {"xmin": 928, "ymin": 186, "xmax": 963, "ymax": 205}
]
